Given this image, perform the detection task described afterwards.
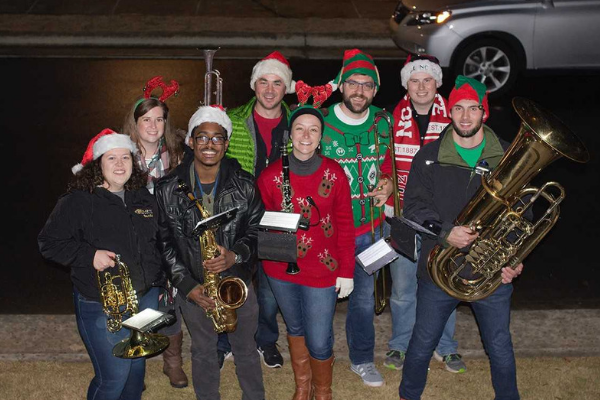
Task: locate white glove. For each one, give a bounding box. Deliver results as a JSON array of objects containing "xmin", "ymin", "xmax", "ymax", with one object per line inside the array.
[{"xmin": 335, "ymin": 277, "xmax": 354, "ymax": 299}]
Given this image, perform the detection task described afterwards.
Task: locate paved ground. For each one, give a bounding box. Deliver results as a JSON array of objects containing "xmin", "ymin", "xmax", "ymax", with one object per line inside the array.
[
  {"xmin": 3, "ymin": 305, "xmax": 599, "ymax": 362},
  {"xmin": 0, "ymin": 0, "xmax": 402, "ymax": 58}
]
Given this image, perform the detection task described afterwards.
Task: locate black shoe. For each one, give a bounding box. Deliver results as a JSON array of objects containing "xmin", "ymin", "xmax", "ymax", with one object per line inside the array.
[
  {"xmin": 217, "ymin": 350, "xmax": 232, "ymax": 371},
  {"xmin": 257, "ymin": 343, "xmax": 283, "ymax": 368}
]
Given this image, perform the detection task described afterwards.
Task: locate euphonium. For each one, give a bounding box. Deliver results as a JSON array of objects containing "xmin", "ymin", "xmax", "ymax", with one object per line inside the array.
[
  {"xmin": 428, "ymin": 97, "xmax": 589, "ymax": 302},
  {"xmin": 178, "ymin": 181, "xmax": 248, "ymax": 333},
  {"xmin": 97, "ymin": 254, "xmax": 170, "ymax": 358},
  {"xmin": 371, "ymin": 110, "xmax": 400, "ymax": 315}
]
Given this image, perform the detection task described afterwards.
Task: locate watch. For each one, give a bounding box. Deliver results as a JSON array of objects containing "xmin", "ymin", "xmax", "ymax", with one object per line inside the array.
[{"xmin": 234, "ymin": 252, "xmax": 242, "ymax": 265}]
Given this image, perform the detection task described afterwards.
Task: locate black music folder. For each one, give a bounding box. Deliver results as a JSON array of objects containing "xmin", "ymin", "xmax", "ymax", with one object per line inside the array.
[{"xmin": 386, "ymin": 216, "xmax": 437, "ymax": 262}]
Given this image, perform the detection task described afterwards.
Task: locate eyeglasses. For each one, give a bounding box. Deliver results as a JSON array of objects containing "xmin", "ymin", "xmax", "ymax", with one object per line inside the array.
[
  {"xmin": 194, "ymin": 135, "xmax": 227, "ymax": 145},
  {"xmin": 343, "ymin": 80, "xmax": 376, "ymax": 91}
]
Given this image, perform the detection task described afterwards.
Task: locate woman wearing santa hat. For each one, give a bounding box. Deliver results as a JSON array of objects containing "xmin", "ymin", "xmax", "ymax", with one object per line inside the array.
[{"xmin": 38, "ymin": 129, "xmax": 163, "ymax": 400}]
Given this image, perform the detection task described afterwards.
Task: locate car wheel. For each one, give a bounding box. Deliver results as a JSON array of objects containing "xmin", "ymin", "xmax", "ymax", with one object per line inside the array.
[{"xmin": 453, "ymin": 38, "xmax": 520, "ymax": 98}]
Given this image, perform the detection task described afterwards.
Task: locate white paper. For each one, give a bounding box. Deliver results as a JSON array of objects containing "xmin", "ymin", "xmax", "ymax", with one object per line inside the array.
[
  {"xmin": 122, "ymin": 308, "xmax": 165, "ymax": 331},
  {"xmin": 259, "ymin": 211, "xmax": 301, "ymax": 232},
  {"xmin": 356, "ymin": 238, "xmax": 399, "ymax": 275}
]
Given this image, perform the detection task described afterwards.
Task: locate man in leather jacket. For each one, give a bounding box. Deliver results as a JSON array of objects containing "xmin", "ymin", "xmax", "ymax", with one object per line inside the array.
[{"xmin": 155, "ymin": 105, "xmax": 265, "ymax": 400}]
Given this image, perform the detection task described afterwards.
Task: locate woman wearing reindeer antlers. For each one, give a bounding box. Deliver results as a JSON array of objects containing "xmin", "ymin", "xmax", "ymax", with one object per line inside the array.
[
  {"xmin": 121, "ymin": 76, "xmax": 188, "ymax": 389},
  {"xmin": 256, "ymin": 89, "xmax": 355, "ymax": 400}
]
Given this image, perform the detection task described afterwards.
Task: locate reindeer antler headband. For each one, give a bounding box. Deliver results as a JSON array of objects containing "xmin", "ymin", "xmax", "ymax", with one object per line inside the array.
[{"xmin": 134, "ymin": 76, "xmax": 180, "ymax": 109}]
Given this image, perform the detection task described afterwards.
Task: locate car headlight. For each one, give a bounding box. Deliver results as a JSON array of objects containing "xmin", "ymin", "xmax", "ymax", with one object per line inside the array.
[{"xmin": 406, "ymin": 10, "xmax": 452, "ymax": 26}]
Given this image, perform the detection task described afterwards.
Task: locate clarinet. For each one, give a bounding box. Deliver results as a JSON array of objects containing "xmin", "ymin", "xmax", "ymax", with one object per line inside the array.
[{"xmin": 280, "ymin": 138, "xmax": 300, "ymax": 275}]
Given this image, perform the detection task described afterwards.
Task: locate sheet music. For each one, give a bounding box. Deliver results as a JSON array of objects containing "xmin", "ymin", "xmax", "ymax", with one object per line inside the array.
[
  {"xmin": 259, "ymin": 211, "xmax": 301, "ymax": 232},
  {"xmin": 193, "ymin": 206, "xmax": 239, "ymax": 232},
  {"xmin": 356, "ymin": 238, "xmax": 399, "ymax": 275},
  {"xmin": 122, "ymin": 308, "xmax": 165, "ymax": 331}
]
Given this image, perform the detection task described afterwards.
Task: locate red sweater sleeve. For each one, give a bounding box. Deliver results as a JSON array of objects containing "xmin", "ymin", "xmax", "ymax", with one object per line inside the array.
[{"xmin": 329, "ymin": 160, "xmax": 356, "ymax": 279}]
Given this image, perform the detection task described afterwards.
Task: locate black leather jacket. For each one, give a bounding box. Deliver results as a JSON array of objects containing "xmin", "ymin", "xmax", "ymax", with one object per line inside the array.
[{"xmin": 155, "ymin": 155, "xmax": 264, "ymax": 297}]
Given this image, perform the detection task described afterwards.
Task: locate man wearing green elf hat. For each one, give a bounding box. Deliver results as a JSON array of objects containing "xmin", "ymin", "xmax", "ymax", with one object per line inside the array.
[
  {"xmin": 320, "ymin": 48, "xmax": 395, "ymax": 388},
  {"xmin": 398, "ymin": 75, "xmax": 524, "ymax": 400}
]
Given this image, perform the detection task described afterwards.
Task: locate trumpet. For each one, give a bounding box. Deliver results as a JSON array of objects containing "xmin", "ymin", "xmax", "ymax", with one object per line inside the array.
[
  {"xmin": 370, "ymin": 110, "xmax": 400, "ymax": 315},
  {"xmin": 97, "ymin": 255, "xmax": 170, "ymax": 358},
  {"xmin": 202, "ymin": 48, "xmax": 223, "ymax": 106}
]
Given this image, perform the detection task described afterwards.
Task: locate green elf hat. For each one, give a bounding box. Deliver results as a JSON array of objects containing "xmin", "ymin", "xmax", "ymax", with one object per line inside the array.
[
  {"xmin": 328, "ymin": 48, "xmax": 380, "ymax": 92},
  {"xmin": 448, "ymin": 75, "xmax": 490, "ymax": 122}
]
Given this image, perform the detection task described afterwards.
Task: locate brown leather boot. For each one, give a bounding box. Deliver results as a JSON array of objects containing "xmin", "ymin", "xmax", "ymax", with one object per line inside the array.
[
  {"xmin": 288, "ymin": 335, "xmax": 313, "ymax": 400},
  {"xmin": 310, "ymin": 354, "xmax": 334, "ymax": 400},
  {"xmin": 162, "ymin": 331, "xmax": 188, "ymax": 388}
]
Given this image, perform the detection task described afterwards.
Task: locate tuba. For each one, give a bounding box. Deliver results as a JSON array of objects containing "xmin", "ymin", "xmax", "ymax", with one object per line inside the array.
[
  {"xmin": 178, "ymin": 181, "xmax": 248, "ymax": 333},
  {"xmin": 97, "ymin": 254, "xmax": 170, "ymax": 358},
  {"xmin": 428, "ymin": 97, "xmax": 589, "ymax": 302},
  {"xmin": 371, "ymin": 110, "xmax": 400, "ymax": 314}
]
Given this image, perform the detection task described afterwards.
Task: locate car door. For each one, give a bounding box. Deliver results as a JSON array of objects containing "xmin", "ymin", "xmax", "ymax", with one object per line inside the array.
[{"xmin": 533, "ymin": 0, "xmax": 600, "ymax": 68}]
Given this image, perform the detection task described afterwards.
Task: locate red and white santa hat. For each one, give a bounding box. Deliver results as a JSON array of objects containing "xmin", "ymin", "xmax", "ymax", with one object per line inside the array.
[
  {"xmin": 250, "ymin": 51, "xmax": 296, "ymax": 94},
  {"xmin": 187, "ymin": 105, "xmax": 233, "ymax": 141},
  {"xmin": 71, "ymin": 128, "xmax": 138, "ymax": 175},
  {"xmin": 400, "ymin": 53, "xmax": 443, "ymax": 89}
]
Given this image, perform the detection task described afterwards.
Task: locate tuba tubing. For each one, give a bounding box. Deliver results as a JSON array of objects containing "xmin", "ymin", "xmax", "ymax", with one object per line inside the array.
[{"xmin": 427, "ymin": 97, "xmax": 589, "ymax": 302}]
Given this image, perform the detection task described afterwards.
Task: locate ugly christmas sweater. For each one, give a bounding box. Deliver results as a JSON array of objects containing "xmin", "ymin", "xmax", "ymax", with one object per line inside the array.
[{"xmin": 257, "ymin": 155, "xmax": 355, "ymax": 288}]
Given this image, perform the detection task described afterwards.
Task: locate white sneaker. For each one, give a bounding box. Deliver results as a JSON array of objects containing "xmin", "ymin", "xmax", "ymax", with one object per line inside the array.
[{"xmin": 350, "ymin": 362, "xmax": 384, "ymax": 387}]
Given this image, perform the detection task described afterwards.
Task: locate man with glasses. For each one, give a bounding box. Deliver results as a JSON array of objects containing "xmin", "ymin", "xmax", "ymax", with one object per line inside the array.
[
  {"xmin": 398, "ymin": 76, "xmax": 523, "ymax": 400},
  {"xmin": 224, "ymin": 51, "xmax": 297, "ymax": 369},
  {"xmin": 155, "ymin": 105, "xmax": 265, "ymax": 400},
  {"xmin": 384, "ymin": 54, "xmax": 466, "ymax": 374},
  {"xmin": 320, "ymin": 48, "xmax": 394, "ymax": 388}
]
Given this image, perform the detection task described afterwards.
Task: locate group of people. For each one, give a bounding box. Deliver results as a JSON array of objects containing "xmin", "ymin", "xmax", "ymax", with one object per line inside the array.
[{"xmin": 38, "ymin": 47, "xmax": 524, "ymax": 400}]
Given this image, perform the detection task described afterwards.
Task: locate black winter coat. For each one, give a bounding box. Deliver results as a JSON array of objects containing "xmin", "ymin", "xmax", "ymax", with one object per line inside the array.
[
  {"xmin": 154, "ymin": 156, "xmax": 265, "ymax": 298},
  {"xmin": 403, "ymin": 124, "xmax": 509, "ymax": 282},
  {"xmin": 38, "ymin": 187, "xmax": 163, "ymax": 302}
]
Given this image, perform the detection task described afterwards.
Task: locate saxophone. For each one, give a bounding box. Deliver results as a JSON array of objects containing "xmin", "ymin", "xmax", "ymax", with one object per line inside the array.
[{"xmin": 178, "ymin": 180, "xmax": 248, "ymax": 333}]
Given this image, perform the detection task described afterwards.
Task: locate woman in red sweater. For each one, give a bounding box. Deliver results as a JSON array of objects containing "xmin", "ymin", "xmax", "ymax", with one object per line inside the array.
[{"xmin": 257, "ymin": 106, "xmax": 355, "ymax": 400}]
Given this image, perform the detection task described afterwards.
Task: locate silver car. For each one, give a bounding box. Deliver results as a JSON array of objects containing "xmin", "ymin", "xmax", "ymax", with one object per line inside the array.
[{"xmin": 390, "ymin": 0, "xmax": 600, "ymax": 96}]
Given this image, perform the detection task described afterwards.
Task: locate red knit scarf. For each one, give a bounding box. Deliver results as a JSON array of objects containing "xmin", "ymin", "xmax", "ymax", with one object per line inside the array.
[{"xmin": 392, "ymin": 93, "xmax": 450, "ymax": 205}]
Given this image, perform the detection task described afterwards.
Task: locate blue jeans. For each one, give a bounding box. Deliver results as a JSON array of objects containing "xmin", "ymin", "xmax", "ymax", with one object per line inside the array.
[
  {"xmin": 388, "ymin": 234, "xmax": 458, "ymax": 355},
  {"xmin": 346, "ymin": 228, "xmax": 382, "ymax": 365},
  {"xmin": 399, "ymin": 280, "xmax": 519, "ymax": 400},
  {"xmin": 268, "ymin": 276, "xmax": 337, "ymax": 360},
  {"xmin": 73, "ymin": 287, "xmax": 159, "ymax": 400},
  {"xmin": 217, "ymin": 262, "xmax": 280, "ymax": 353}
]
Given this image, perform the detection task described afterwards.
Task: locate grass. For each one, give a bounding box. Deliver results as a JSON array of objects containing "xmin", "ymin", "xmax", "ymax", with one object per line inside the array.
[{"xmin": 1, "ymin": 357, "xmax": 599, "ymax": 400}]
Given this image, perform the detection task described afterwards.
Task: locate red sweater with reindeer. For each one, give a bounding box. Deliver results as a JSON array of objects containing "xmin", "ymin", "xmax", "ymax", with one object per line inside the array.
[{"xmin": 257, "ymin": 156, "xmax": 356, "ymax": 288}]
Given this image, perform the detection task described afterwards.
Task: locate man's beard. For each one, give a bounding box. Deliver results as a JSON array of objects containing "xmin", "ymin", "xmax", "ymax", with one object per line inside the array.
[
  {"xmin": 452, "ymin": 117, "xmax": 483, "ymax": 138},
  {"xmin": 342, "ymin": 93, "xmax": 372, "ymax": 114}
]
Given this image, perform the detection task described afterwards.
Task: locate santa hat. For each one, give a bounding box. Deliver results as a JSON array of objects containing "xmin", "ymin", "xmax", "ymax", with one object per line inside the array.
[
  {"xmin": 72, "ymin": 129, "xmax": 138, "ymax": 175},
  {"xmin": 448, "ymin": 75, "xmax": 490, "ymax": 122},
  {"xmin": 250, "ymin": 51, "xmax": 296, "ymax": 94},
  {"xmin": 400, "ymin": 53, "xmax": 443, "ymax": 89},
  {"xmin": 328, "ymin": 49, "xmax": 380, "ymax": 92},
  {"xmin": 187, "ymin": 105, "xmax": 233, "ymax": 141}
]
